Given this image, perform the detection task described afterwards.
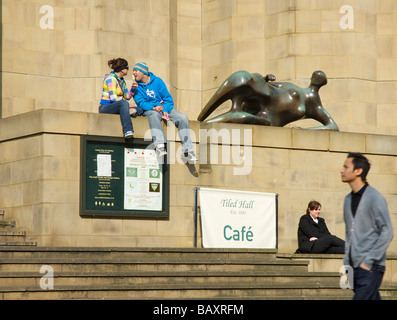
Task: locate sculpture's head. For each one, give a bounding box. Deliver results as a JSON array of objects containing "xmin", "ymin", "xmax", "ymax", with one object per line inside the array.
[{"xmin": 310, "ymin": 71, "xmax": 327, "ymax": 87}]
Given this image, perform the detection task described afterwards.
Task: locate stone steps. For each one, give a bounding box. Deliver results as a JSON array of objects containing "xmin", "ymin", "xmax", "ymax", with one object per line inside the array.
[
  {"xmin": 0, "ymin": 221, "xmax": 396, "ymax": 301},
  {"xmin": 0, "ymin": 220, "xmax": 16, "ymax": 228},
  {"xmin": 0, "ymin": 257, "xmax": 309, "ymax": 273},
  {"xmin": 0, "ymin": 246, "xmax": 279, "ymax": 260},
  {"xmin": 0, "ymin": 270, "xmax": 341, "ymax": 287},
  {"xmin": 0, "ymin": 210, "xmax": 37, "ymax": 246},
  {"xmin": 0, "ymin": 246, "xmax": 396, "ymax": 300},
  {"xmin": 1, "ymin": 282, "xmax": 356, "ymax": 300},
  {"xmin": 0, "ymin": 230, "xmax": 27, "ymax": 242},
  {"xmin": 0, "ymin": 246, "xmax": 355, "ymax": 300}
]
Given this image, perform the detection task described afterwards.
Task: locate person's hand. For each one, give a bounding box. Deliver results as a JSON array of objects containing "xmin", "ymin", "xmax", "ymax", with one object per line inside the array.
[
  {"xmin": 309, "ymin": 237, "xmax": 318, "ymax": 241},
  {"xmin": 360, "ymin": 262, "xmax": 370, "ymax": 271},
  {"xmin": 153, "ymin": 105, "xmax": 163, "ymax": 112},
  {"xmin": 131, "ymin": 81, "xmax": 138, "ymax": 90}
]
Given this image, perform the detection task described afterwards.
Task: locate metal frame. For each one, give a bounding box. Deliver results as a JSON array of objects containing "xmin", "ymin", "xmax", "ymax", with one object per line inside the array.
[
  {"xmin": 193, "ymin": 187, "xmax": 278, "ymax": 248},
  {"xmin": 80, "ymin": 135, "xmax": 170, "ymax": 220}
]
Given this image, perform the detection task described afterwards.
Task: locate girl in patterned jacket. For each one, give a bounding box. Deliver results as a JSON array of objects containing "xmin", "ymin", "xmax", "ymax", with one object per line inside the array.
[{"xmin": 99, "ymin": 58, "xmax": 143, "ymax": 139}]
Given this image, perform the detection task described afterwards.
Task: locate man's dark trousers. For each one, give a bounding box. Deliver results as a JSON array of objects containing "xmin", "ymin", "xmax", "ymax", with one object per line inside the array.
[{"xmin": 352, "ymin": 264, "xmax": 385, "ymax": 300}]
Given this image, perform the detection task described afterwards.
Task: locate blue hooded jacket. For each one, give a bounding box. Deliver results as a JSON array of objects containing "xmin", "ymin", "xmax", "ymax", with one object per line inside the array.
[{"xmin": 133, "ymin": 72, "xmax": 174, "ymax": 114}]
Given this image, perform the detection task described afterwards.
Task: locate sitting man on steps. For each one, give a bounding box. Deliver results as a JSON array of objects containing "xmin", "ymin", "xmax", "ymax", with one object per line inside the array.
[{"xmin": 132, "ymin": 62, "xmax": 197, "ymax": 163}]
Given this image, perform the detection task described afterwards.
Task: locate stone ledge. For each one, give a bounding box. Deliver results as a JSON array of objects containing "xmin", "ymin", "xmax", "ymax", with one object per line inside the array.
[
  {"xmin": 1, "ymin": 109, "xmax": 397, "ymax": 156},
  {"xmin": 0, "ymin": 110, "xmax": 89, "ymax": 141},
  {"xmin": 277, "ymin": 253, "xmax": 344, "ymax": 259},
  {"xmin": 0, "ymin": 109, "xmax": 201, "ymax": 144},
  {"xmin": 201, "ymin": 122, "xmax": 397, "ymax": 156}
]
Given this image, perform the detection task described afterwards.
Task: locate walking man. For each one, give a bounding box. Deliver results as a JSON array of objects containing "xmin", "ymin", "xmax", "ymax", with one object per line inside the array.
[{"xmin": 341, "ymin": 152, "xmax": 394, "ymax": 300}]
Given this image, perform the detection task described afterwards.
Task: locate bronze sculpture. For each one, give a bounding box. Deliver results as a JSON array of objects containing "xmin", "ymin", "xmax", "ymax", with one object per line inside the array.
[{"xmin": 198, "ymin": 71, "xmax": 339, "ymax": 131}]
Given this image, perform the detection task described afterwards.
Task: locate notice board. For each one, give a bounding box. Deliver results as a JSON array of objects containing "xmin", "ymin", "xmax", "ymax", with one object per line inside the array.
[{"xmin": 80, "ymin": 136, "xmax": 169, "ymax": 219}]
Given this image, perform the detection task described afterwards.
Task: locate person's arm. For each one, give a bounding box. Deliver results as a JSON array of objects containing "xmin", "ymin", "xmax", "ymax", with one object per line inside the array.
[
  {"xmin": 343, "ymin": 197, "xmax": 352, "ymax": 267},
  {"xmin": 299, "ymin": 215, "xmax": 317, "ymax": 241},
  {"xmin": 133, "ymin": 88, "xmax": 157, "ymax": 111},
  {"xmin": 126, "ymin": 81, "xmax": 138, "ymax": 100},
  {"xmin": 362, "ymin": 195, "xmax": 394, "ymax": 269},
  {"xmin": 156, "ymin": 78, "xmax": 174, "ymax": 114},
  {"xmin": 299, "ymin": 216, "xmax": 319, "ymax": 240}
]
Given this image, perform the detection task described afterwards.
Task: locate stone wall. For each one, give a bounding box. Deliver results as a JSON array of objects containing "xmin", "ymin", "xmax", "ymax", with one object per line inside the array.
[
  {"xmin": 1, "ymin": 0, "xmax": 397, "ymax": 255},
  {"xmin": 2, "ymin": 0, "xmax": 397, "ymax": 135},
  {"xmin": 0, "ymin": 110, "xmax": 396, "ymax": 256}
]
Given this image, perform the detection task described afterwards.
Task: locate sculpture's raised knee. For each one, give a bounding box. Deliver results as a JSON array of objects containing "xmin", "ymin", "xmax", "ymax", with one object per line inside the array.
[{"xmin": 226, "ymin": 71, "xmax": 253, "ymax": 87}]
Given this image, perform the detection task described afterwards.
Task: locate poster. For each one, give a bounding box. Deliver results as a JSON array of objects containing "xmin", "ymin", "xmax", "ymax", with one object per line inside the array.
[
  {"xmin": 199, "ymin": 188, "xmax": 277, "ymax": 248},
  {"xmin": 124, "ymin": 148, "xmax": 163, "ymax": 211},
  {"xmin": 80, "ymin": 136, "xmax": 169, "ymax": 219},
  {"xmin": 97, "ymin": 154, "xmax": 112, "ymax": 177}
]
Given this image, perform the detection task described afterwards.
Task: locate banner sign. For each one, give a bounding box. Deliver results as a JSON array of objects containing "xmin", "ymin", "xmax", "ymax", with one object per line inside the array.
[
  {"xmin": 199, "ymin": 188, "xmax": 277, "ymax": 248},
  {"xmin": 80, "ymin": 136, "xmax": 169, "ymax": 219}
]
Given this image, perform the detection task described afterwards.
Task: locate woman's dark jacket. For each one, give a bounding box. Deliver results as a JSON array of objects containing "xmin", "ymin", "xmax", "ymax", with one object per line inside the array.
[{"xmin": 297, "ymin": 213, "xmax": 331, "ymax": 253}]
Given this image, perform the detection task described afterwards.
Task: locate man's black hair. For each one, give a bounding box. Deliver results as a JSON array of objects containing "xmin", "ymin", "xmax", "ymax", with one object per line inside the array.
[{"xmin": 347, "ymin": 152, "xmax": 370, "ymax": 182}]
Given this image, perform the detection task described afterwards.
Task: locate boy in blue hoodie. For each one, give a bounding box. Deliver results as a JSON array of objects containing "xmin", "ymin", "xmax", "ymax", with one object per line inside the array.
[{"xmin": 132, "ymin": 62, "xmax": 197, "ymax": 162}]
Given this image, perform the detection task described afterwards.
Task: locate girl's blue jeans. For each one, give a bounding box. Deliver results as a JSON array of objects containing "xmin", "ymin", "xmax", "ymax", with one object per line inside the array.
[{"xmin": 99, "ymin": 100, "xmax": 142, "ymax": 135}]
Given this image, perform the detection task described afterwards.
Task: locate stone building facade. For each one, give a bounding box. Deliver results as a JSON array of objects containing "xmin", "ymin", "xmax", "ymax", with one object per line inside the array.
[{"xmin": 1, "ymin": 0, "xmax": 397, "ymax": 258}]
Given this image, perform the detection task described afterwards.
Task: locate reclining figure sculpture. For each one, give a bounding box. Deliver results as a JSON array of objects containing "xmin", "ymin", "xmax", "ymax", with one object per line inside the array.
[{"xmin": 197, "ymin": 70, "xmax": 339, "ymax": 131}]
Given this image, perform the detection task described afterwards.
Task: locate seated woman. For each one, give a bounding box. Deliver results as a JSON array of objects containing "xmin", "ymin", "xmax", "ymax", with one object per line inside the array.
[
  {"xmin": 296, "ymin": 200, "xmax": 345, "ymax": 254},
  {"xmin": 99, "ymin": 58, "xmax": 143, "ymax": 139}
]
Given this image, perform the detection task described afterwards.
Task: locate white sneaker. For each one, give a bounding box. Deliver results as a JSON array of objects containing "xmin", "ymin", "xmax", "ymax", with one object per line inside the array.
[
  {"xmin": 182, "ymin": 152, "xmax": 198, "ymax": 163},
  {"xmin": 130, "ymin": 107, "xmax": 138, "ymax": 117},
  {"xmin": 124, "ymin": 131, "xmax": 134, "ymax": 139},
  {"xmin": 156, "ymin": 146, "xmax": 167, "ymax": 157}
]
